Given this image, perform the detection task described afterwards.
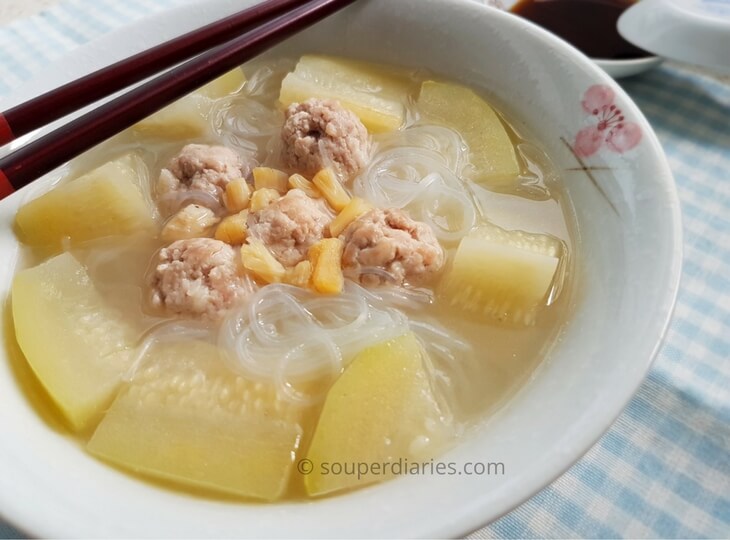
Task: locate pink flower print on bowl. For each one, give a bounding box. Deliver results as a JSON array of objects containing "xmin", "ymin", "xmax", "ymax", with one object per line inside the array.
[{"xmin": 574, "ymin": 85, "xmax": 642, "ymax": 157}]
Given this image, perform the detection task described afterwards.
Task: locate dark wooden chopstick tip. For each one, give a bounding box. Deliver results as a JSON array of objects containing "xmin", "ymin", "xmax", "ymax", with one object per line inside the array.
[
  {"xmin": 0, "ymin": 113, "xmax": 14, "ymax": 146},
  {"xmin": 0, "ymin": 169, "xmax": 15, "ymax": 200}
]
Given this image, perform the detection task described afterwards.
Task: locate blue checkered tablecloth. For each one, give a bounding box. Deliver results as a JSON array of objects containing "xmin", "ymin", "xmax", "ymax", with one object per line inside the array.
[{"xmin": 1, "ymin": 1, "xmax": 728, "ymax": 538}]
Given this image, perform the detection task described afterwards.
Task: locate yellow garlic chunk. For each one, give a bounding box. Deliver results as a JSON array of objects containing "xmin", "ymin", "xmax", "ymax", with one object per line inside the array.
[
  {"xmin": 312, "ymin": 168, "xmax": 351, "ymax": 212},
  {"xmin": 241, "ymin": 239, "xmax": 286, "ymax": 284},
  {"xmin": 285, "ymin": 260, "xmax": 314, "ymax": 289},
  {"xmin": 215, "ymin": 210, "xmax": 249, "ymax": 246},
  {"xmin": 329, "ymin": 197, "xmax": 372, "ymax": 237},
  {"xmin": 224, "ymin": 178, "xmax": 251, "ymax": 213},
  {"xmin": 161, "ymin": 204, "xmax": 219, "ymax": 242},
  {"xmin": 288, "ymin": 173, "xmax": 322, "ymax": 199},
  {"xmin": 250, "ymin": 188, "xmax": 281, "ymax": 212},
  {"xmin": 253, "ymin": 167, "xmax": 289, "ymax": 194},
  {"xmin": 309, "ymin": 238, "xmax": 345, "ymax": 295}
]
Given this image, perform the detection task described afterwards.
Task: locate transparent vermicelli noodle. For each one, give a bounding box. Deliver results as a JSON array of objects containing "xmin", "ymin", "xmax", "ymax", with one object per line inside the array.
[
  {"xmin": 215, "ymin": 96, "xmax": 282, "ymax": 159},
  {"xmin": 217, "ymin": 98, "xmax": 283, "ymax": 140},
  {"xmin": 219, "ymin": 282, "xmax": 409, "ymax": 403},
  {"xmin": 242, "ymin": 58, "xmax": 297, "ymax": 101},
  {"xmin": 409, "ymin": 320, "xmax": 474, "ymax": 419},
  {"xmin": 353, "ymin": 125, "xmax": 479, "ymax": 243},
  {"xmin": 374, "ymin": 124, "xmax": 468, "ymax": 172},
  {"xmin": 123, "ymin": 320, "xmax": 217, "ymax": 382},
  {"xmin": 417, "ymin": 181, "xmax": 477, "ymax": 244},
  {"xmin": 213, "ymin": 60, "xmax": 293, "ymax": 157},
  {"xmin": 218, "ymin": 281, "xmax": 468, "ymax": 406},
  {"xmin": 358, "ymin": 280, "xmax": 435, "ymax": 310},
  {"xmin": 157, "ymin": 189, "xmax": 226, "ymax": 216},
  {"xmin": 364, "ymin": 286, "xmax": 476, "ymax": 422},
  {"xmin": 354, "ymin": 125, "xmax": 469, "ymax": 203}
]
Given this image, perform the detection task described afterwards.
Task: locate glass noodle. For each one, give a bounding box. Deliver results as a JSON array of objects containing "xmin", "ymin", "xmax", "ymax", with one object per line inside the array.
[
  {"xmin": 216, "ymin": 282, "xmax": 474, "ymax": 407},
  {"xmin": 353, "ymin": 125, "xmax": 480, "ymax": 245}
]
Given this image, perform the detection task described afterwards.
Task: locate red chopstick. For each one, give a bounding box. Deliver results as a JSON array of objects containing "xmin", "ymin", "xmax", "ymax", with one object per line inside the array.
[
  {"xmin": 0, "ymin": 0, "xmax": 358, "ymax": 202},
  {"xmin": 0, "ymin": 0, "xmax": 309, "ymax": 147}
]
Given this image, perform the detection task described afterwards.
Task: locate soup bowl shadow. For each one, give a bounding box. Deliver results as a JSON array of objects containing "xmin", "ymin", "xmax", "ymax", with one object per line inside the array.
[{"xmin": 0, "ymin": 0, "xmax": 681, "ymax": 537}]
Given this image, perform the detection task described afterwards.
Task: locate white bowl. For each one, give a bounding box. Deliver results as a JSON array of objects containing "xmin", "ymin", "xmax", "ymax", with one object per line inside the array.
[{"xmin": 0, "ymin": 0, "xmax": 681, "ymax": 537}]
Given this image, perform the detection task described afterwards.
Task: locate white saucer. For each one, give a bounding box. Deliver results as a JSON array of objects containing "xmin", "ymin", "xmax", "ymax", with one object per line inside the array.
[
  {"xmin": 594, "ymin": 56, "xmax": 664, "ymax": 79},
  {"xmin": 618, "ymin": 0, "xmax": 730, "ymax": 74}
]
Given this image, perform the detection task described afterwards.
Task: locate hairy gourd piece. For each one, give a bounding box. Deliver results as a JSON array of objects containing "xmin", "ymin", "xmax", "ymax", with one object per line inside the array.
[
  {"xmin": 134, "ymin": 68, "xmax": 246, "ymax": 137},
  {"xmin": 87, "ymin": 340, "xmax": 306, "ymax": 501},
  {"xmin": 441, "ymin": 225, "xmax": 562, "ymax": 325},
  {"xmin": 11, "ymin": 253, "xmax": 138, "ymax": 430},
  {"xmin": 133, "ymin": 94, "xmax": 210, "ymax": 138},
  {"xmin": 304, "ymin": 333, "xmax": 450, "ymax": 496},
  {"xmin": 418, "ymin": 80, "xmax": 520, "ymax": 187},
  {"xmin": 279, "ymin": 55, "xmax": 409, "ymax": 133},
  {"xmin": 15, "ymin": 154, "xmax": 154, "ymax": 250},
  {"xmin": 196, "ymin": 67, "xmax": 247, "ymax": 99}
]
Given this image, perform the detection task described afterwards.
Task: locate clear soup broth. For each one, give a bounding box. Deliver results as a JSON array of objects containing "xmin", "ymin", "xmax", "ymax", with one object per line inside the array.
[{"xmin": 8, "ymin": 55, "xmax": 577, "ymax": 500}]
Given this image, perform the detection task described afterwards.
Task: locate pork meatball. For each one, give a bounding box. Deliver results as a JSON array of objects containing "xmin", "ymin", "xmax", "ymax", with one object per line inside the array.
[
  {"xmin": 281, "ymin": 99, "xmax": 370, "ymax": 178},
  {"xmin": 247, "ymin": 189, "xmax": 331, "ymax": 267},
  {"xmin": 158, "ymin": 144, "xmax": 250, "ymax": 215},
  {"xmin": 341, "ymin": 208, "xmax": 444, "ymax": 287},
  {"xmin": 150, "ymin": 238, "xmax": 249, "ymax": 319}
]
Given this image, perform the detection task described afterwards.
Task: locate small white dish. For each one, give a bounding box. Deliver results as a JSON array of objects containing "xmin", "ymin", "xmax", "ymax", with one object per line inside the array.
[
  {"xmin": 594, "ymin": 55, "xmax": 664, "ymax": 78},
  {"xmin": 0, "ymin": 0, "xmax": 682, "ymax": 537},
  {"xmin": 483, "ymin": 0, "xmax": 663, "ymax": 79},
  {"xmin": 619, "ymin": 0, "xmax": 730, "ymax": 74}
]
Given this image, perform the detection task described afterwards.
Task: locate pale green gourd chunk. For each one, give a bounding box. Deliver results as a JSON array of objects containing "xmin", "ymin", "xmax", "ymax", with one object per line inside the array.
[
  {"xmin": 15, "ymin": 154, "xmax": 154, "ymax": 249},
  {"xmin": 12, "ymin": 253, "xmax": 138, "ymax": 430},
  {"xmin": 418, "ymin": 80, "xmax": 520, "ymax": 187},
  {"xmin": 304, "ymin": 333, "xmax": 451, "ymax": 496},
  {"xmin": 133, "ymin": 94, "xmax": 211, "ymax": 138},
  {"xmin": 441, "ymin": 225, "xmax": 562, "ymax": 325},
  {"xmin": 197, "ymin": 67, "xmax": 247, "ymax": 99},
  {"xmin": 88, "ymin": 340, "xmax": 307, "ymax": 501},
  {"xmin": 134, "ymin": 68, "xmax": 246, "ymax": 138},
  {"xmin": 280, "ymin": 55, "xmax": 409, "ymax": 133}
]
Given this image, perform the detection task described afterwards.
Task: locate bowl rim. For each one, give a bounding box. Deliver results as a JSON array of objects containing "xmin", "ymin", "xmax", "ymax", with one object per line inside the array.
[{"xmin": 0, "ymin": 0, "xmax": 682, "ymax": 537}]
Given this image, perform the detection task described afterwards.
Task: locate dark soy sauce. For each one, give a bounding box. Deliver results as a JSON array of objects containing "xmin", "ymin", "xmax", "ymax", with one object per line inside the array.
[{"xmin": 510, "ymin": 0, "xmax": 652, "ymax": 59}]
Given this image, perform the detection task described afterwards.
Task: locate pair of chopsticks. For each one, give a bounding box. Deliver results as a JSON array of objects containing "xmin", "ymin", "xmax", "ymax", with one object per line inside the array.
[{"xmin": 0, "ymin": 0, "xmax": 358, "ymax": 202}]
